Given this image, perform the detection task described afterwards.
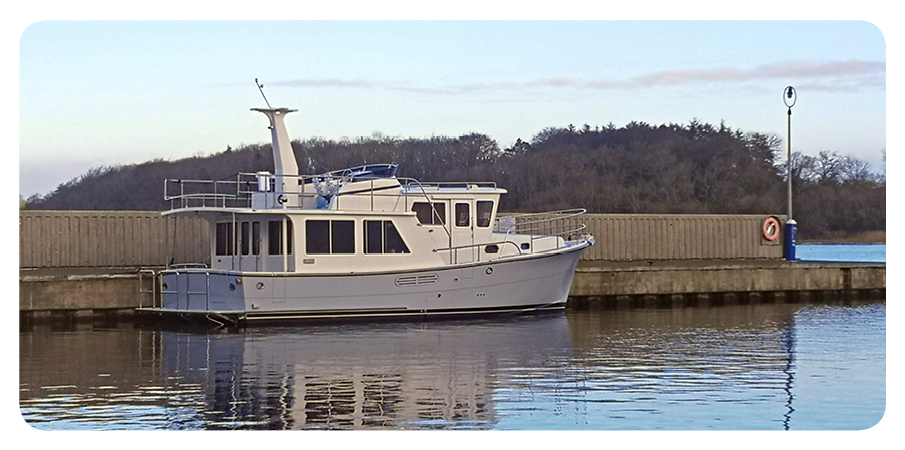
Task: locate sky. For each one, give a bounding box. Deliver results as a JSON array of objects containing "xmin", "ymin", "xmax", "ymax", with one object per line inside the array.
[{"xmin": 11, "ymin": 7, "xmax": 892, "ymax": 200}]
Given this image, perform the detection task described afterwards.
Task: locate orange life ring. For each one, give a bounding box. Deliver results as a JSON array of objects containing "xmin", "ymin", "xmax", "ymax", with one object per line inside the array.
[{"xmin": 763, "ymin": 217, "xmax": 780, "ymax": 241}]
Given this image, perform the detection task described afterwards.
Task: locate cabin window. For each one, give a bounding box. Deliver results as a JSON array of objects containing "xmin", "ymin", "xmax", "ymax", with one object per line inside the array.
[
  {"xmin": 412, "ymin": 202, "xmax": 446, "ymax": 226},
  {"xmin": 476, "ymin": 201, "xmax": 494, "ymax": 228},
  {"xmin": 455, "ymin": 203, "xmax": 470, "ymax": 227},
  {"xmin": 268, "ymin": 220, "xmax": 294, "ymax": 255},
  {"xmin": 215, "ymin": 222, "xmax": 236, "ymax": 256},
  {"xmin": 364, "ymin": 220, "xmax": 411, "ymax": 254},
  {"xmin": 306, "ymin": 220, "xmax": 355, "ymax": 255},
  {"xmin": 364, "ymin": 221, "xmax": 383, "ymax": 254},
  {"xmin": 220, "ymin": 220, "xmax": 264, "ymax": 256},
  {"xmin": 331, "ymin": 221, "xmax": 355, "ymax": 254},
  {"xmin": 240, "ymin": 222, "xmax": 250, "ymax": 255},
  {"xmin": 251, "ymin": 221, "xmax": 261, "ymax": 255}
]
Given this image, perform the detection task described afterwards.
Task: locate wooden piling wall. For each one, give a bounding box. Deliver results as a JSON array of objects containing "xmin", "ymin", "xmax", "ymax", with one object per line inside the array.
[
  {"xmin": 19, "ymin": 211, "xmax": 784, "ymax": 268},
  {"xmin": 19, "ymin": 210, "xmax": 208, "ymax": 269}
]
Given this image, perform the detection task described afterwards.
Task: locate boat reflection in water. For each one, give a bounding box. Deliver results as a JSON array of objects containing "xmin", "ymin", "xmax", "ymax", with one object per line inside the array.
[
  {"xmin": 20, "ymin": 301, "xmax": 884, "ymax": 430},
  {"xmin": 155, "ymin": 304, "xmax": 804, "ymax": 430},
  {"xmin": 157, "ymin": 313, "xmax": 575, "ymax": 429}
]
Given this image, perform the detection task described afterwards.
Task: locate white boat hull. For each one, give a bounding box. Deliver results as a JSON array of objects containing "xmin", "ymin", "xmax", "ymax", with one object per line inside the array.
[{"xmin": 151, "ymin": 243, "xmax": 587, "ymax": 323}]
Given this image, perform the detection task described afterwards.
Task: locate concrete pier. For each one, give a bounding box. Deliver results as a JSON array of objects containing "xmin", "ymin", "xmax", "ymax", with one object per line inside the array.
[
  {"xmin": 18, "ymin": 210, "xmax": 884, "ymax": 323},
  {"xmin": 19, "ymin": 260, "xmax": 886, "ymax": 323},
  {"xmin": 568, "ymin": 259, "xmax": 885, "ymax": 309}
]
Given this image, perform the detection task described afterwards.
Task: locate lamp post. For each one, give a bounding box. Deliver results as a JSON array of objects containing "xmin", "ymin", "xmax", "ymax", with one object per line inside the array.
[{"xmin": 783, "ymin": 86, "xmax": 797, "ymax": 260}]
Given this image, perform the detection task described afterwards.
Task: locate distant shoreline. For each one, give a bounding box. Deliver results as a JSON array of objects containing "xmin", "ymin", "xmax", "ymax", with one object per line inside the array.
[{"xmin": 800, "ymin": 231, "xmax": 885, "ymax": 244}]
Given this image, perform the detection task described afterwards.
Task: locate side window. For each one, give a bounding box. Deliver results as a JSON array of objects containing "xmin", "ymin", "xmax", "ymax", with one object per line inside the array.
[
  {"xmin": 365, "ymin": 220, "xmax": 383, "ymax": 254},
  {"xmin": 215, "ymin": 222, "xmax": 235, "ymax": 256},
  {"xmin": 413, "ymin": 202, "xmax": 446, "ymax": 225},
  {"xmin": 305, "ymin": 220, "xmax": 329, "ymax": 255},
  {"xmin": 269, "ymin": 220, "xmax": 294, "ymax": 255},
  {"xmin": 306, "ymin": 220, "xmax": 354, "ymax": 255},
  {"xmin": 476, "ymin": 201, "xmax": 494, "ymax": 228},
  {"xmin": 251, "ymin": 221, "xmax": 261, "ymax": 255},
  {"xmin": 331, "ymin": 220, "xmax": 355, "ymax": 254},
  {"xmin": 240, "ymin": 222, "xmax": 251, "ymax": 256},
  {"xmin": 384, "ymin": 221, "xmax": 409, "ymax": 253},
  {"xmin": 364, "ymin": 220, "xmax": 411, "ymax": 254},
  {"xmin": 455, "ymin": 203, "xmax": 470, "ymax": 227}
]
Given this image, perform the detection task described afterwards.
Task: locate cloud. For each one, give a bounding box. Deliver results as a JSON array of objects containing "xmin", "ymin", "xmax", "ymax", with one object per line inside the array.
[
  {"xmin": 602, "ymin": 59, "xmax": 885, "ymax": 90},
  {"xmin": 269, "ymin": 79, "xmax": 380, "ymax": 89},
  {"xmin": 271, "ymin": 59, "xmax": 885, "ymax": 95}
]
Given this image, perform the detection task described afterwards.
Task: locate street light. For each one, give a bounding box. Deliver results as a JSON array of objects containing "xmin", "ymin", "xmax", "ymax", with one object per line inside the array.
[{"xmin": 783, "ymin": 86, "xmax": 797, "ymax": 260}]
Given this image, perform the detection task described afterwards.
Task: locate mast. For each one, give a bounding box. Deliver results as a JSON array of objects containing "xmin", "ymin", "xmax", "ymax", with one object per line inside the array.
[
  {"xmin": 251, "ymin": 107, "xmax": 300, "ymax": 186},
  {"xmin": 252, "ymin": 79, "xmax": 300, "ymax": 195}
]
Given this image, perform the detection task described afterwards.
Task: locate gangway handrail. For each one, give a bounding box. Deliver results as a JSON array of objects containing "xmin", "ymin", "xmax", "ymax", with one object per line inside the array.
[{"xmin": 138, "ymin": 269, "xmax": 158, "ymax": 309}]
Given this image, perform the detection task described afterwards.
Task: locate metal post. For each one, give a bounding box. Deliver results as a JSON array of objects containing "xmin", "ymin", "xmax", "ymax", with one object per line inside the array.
[
  {"xmin": 783, "ymin": 86, "xmax": 798, "ymax": 260},
  {"xmin": 786, "ymin": 100, "xmax": 793, "ymax": 220}
]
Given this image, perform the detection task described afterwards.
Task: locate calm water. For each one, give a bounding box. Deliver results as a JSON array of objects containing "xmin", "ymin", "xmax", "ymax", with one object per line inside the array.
[
  {"xmin": 796, "ymin": 243, "xmax": 886, "ymax": 263},
  {"xmin": 19, "ymin": 302, "xmax": 885, "ymax": 431},
  {"xmin": 19, "ymin": 244, "xmax": 886, "ymax": 431}
]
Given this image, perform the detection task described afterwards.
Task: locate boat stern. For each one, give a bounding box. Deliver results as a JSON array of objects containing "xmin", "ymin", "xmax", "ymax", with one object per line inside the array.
[{"xmin": 159, "ymin": 269, "xmax": 248, "ymax": 314}]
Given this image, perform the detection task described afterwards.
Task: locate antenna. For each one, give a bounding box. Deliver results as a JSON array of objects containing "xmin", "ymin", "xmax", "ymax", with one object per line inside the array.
[{"xmin": 255, "ymin": 78, "xmax": 272, "ymax": 109}]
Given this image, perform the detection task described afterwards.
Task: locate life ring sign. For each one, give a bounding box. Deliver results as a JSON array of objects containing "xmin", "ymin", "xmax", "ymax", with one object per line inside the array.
[{"xmin": 762, "ymin": 216, "xmax": 781, "ymax": 242}]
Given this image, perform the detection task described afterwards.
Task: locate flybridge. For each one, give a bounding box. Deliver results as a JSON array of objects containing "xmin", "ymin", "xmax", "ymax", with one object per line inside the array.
[{"xmin": 162, "ymin": 164, "xmax": 504, "ymax": 213}]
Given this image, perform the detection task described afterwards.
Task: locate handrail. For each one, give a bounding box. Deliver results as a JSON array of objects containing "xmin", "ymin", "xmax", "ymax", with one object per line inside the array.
[
  {"xmin": 399, "ymin": 178, "xmax": 498, "ymax": 190},
  {"xmin": 501, "ymin": 208, "xmax": 587, "ymax": 235},
  {"xmin": 433, "ymin": 240, "xmax": 524, "ymax": 262},
  {"xmin": 502, "ymin": 208, "xmax": 587, "ymax": 230},
  {"xmin": 138, "ymin": 269, "xmax": 158, "ymax": 309},
  {"xmin": 397, "ymin": 178, "xmax": 453, "ymax": 242}
]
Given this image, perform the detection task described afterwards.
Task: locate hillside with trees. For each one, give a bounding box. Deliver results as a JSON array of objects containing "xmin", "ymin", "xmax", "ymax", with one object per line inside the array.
[{"xmin": 23, "ymin": 120, "xmax": 885, "ymax": 240}]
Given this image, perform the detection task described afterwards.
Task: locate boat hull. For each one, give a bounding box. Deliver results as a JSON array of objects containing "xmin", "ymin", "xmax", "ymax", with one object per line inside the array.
[{"xmin": 147, "ymin": 243, "xmax": 587, "ymax": 323}]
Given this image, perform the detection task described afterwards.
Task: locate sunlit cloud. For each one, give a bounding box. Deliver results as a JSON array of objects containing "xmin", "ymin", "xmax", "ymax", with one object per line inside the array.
[
  {"xmin": 270, "ymin": 79, "xmax": 380, "ymax": 89},
  {"xmin": 589, "ymin": 59, "xmax": 885, "ymax": 90},
  {"xmin": 272, "ymin": 59, "xmax": 885, "ymax": 95}
]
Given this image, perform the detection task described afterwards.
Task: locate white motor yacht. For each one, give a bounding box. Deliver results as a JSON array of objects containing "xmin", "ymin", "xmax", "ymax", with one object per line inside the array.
[{"xmin": 141, "ymin": 103, "xmax": 593, "ymax": 325}]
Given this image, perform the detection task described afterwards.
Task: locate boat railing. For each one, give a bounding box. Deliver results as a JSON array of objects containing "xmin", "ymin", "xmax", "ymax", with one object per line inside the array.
[
  {"xmin": 432, "ymin": 240, "xmax": 523, "ymax": 264},
  {"xmin": 433, "ymin": 209, "xmax": 590, "ymax": 264},
  {"xmin": 167, "ymin": 262, "xmax": 209, "ymax": 270},
  {"xmin": 138, "ymin": 269, "xmax": 159, "ymax": 309},
  {"xmin": 399, "ymin": 178, "xmax": 498, "ymax": 190},
  {"xmin": 164, "ymin": 174, "xmax": 259, "ymax": 210},
  {"xmin": 499, "ymin": 208, "xmax": 589, "ymax": 239},
  {"xmin": 165, "ymin": 170, "xmax": 501, "ymax": 213}
]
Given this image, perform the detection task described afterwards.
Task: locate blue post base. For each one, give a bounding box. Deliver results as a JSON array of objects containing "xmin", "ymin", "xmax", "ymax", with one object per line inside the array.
[{"xmin": 784, "ymin": 221, "xmax": 797, "ymax": 261}]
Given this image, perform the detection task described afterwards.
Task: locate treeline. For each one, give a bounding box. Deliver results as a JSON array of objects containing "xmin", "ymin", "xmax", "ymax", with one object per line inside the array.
[{"xmin": 24, "ymin": 120, "xmax": 884, "ymax": 240}]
